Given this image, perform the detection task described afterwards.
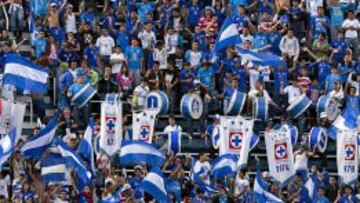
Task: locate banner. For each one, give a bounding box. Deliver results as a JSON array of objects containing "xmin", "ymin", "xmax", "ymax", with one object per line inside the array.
[
  {"xmin": 132, "ymin": 110, "xmax": 156, "ymax": 144},
  {"xmin": 100, "ymin": 102, "xmax": 123, "ymax": 156},
  {"xmin": 168, "ymin": 130, "xmax": 181, "ymax": 155},
  {"xmin": 265, "ymin": 130, "xmax": 295, "ymax": 184},
  {"xmin": 337, "ymin": 130, "xmax": 358, "ymax": 185},
  {"xmin": 0, "ymin": 99, "xmax": 26, "ymax": 141}
]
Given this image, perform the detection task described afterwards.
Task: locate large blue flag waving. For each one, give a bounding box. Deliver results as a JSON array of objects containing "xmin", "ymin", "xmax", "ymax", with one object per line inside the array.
[
  {"xmin": 21, "ymin": 114, "xmax": 59, "ymax": 160},
  {"xmin": 0, "ymin": 128, "xmax": 17, "ymax": 167},
  {"xmin": 254, "ymin": 170, "xmax": 284, "ymax": 203},
  {"xmin": 3, "ymin": 54, "xmax": 49, "ymax": 93},
  {"xmin": 77, "ymin": 118, "xmax": 95, "ymax": 175},
  {"xmin": 214, "ymin": 17, "xmax": 242, "ymax": 52},
  {"xmin": 235, "ymin": 46, "xmax": 286, "ymax": 67},
  {"xmin": 139, "ymin": 167, "xmax": 170, "ymax": 203}
]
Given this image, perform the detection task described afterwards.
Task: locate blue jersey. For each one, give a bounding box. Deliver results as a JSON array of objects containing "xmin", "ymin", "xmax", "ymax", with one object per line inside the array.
[
  {"xmin": 125, "ymin": 46, "xmax": 143, "ymax": 70},
  {"xmin": 116, "ymin": 32, "xmax": 129, "ymax": 52},
  {"xmin": 273, "ymin": 70, "xmax": 288, "ymax": 91},
  {"xmin": 231, "ymin": 14, "xmax": 249, "ymax": 32},
  {"xmin": 188, "ymin": 4, "xmax": 201, "ymax": 27},
  {"xmin": 32, "ymin": 0, "xmax": 48, "ymax": 16},
  {"xmin": 83, "ymin": 46, "xmax": 99, "ymax": 68},
  {"xmin": 325, "ymin": 74, "xmax": 341, "ymax": 93},
  {"xmin": 192, "ymin": 31, "xmax": 207, "ymax": 52},
  {"xmin": 311, "ymin": 16, "xmax": 330, "ymax": 38},
  {"xmin": 197, "ymin": 66, "xmax": 215, "ymax": 88},
  {"xmin": 136, "ymin": 2, "xmax": 155, "ymax": 22},
  {"xmin": 337, "ymin": 63, "xmax": 353, "ymax": 83},
  {"xmin": 81, "ymin": 12, "xmax": 96, "ymax": 30},
  {"xmin": 308, "ymin": 60, "xmax": 331, "ymax": 89},
  {"xmin": 34, "ymin": 39, "xmax": 47, "ymax": 58},
  {"xmin": 329, "ymin": 4, "xmax": 346, "ymax": 26},
  {"xmin": 129, "ymin": 176, "xmax": 143, "ymax": 199},
  {"xmin": 253, "ymin": 32, "xmax": 270, "ymax": 50},
  {"xmin": 331, "ymin": 39, "xmax": 349, "ymax": 62},
  {"xmin": 233, "ymin": 67, "xmax": 248, "ymax": 91},
  {"xmin": 258, "ymin": 0, "xmax": 274, "ymax": 14},
  {"xmin": 166, "ymin": 178, "xmax": 182, "ymax": 202}
]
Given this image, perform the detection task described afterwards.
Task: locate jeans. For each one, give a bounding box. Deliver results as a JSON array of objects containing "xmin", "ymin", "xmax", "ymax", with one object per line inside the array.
[
  {"xmin": 8, "ymin": 4, "xmax": 24, "ymax": 34},
  {"xmin": 167, "ymin": 89, "xmax": 177, "ymax": 115},
  {"xmin": 129, "ymin": 69, "xmax": 142, "ymax": 87},
  {"xmin": 346, "ymin": 37, "xmax": 359, "ymax": 60}
]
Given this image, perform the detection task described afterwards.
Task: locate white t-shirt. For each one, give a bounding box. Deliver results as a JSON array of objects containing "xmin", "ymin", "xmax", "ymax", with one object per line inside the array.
[
  {"xmin": 248, "ymin": 89, "xmax": 273, "ymax": 103},
  {"xmin": 138, "ymin": 30, "xmax": 156, "ymax": 49},
  {"xmin": 133, "ymin": 85, "xmax": 149, "ymax": 107},
  {"xmin": 249, "ymin": 69, "xmax": 260, "ymax": 90},
  {"xmin": 65, "ymin": 14, "xmax": 77, "ymax": 33},
  {"xmin": 193, "ymin": 161, "xmax": 211, "ymax": 184},
  {"xmin": 283, "ymin": 85, "xmax": 302, "ymax": 104},
  {"xmin": 342, "ymin": 19, "xmax": 360, "ymax": 38},
  {"xmin": 0, "ymin": 176, "xmax": 10, "ymax": 198},
  {"xmin": 164, "ymin": 124, "xmax": 182, "ymax": 134},
  {"xmin": 110, "ymin": 52, "xmax": 125, "ymax": 74},
  {"xmin": 329, "ymin": 89, "xmax": 345, "ymax": 103},
  {"xmin": 96, "ymin": 36, "xmax": 115, "ymax": 56},
  {"xmin": 234, "ymin": 176, "xmax": 249, "ymax": 198},
  {"xmin": 294, "ymin": 151, "xmax": 308, "ymax": 171},
  {"xmin": 306, "ymin": 0, "xmax": 324, "ymax": 16},
  {"xmin": 165, "ymin": 33, "xmax": 179, "ymax": 55},
  {"xmin": 186, "ymin": 50, "xmax": 202, "ymax": 68},
  {"xmin": 153, "ymin": 48, "xmax": 167, "ymax": 70}
]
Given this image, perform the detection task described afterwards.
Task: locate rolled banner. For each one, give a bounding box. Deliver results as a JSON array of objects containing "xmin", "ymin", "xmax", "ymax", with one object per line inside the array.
[
  {"xmin": 225, "ymin": 91, "xmax": 247, "ymax": 115},
  {"xmin": 180, "ymin": 93, "xmax": 203, "ymax": 119},
  {"xmin": 316, "ymin": 95, "xmax": 339, "ymax": 121},
  {"xmin": 71, "ymin": 83, "xmax": 97, "ymax": 108},
  {"xmin": 286, "ymin": 95, "xmax": 311, "ymax": 119},
  {"xmin": 145, "ymin": 91, "xmax": 169, "ymax": 115},
  {"xmin": 273, "ymin": 124, "xmax": 298, "ymax": 146},
  {"xmin": 252, "ymin": 97, "xmax": 268, "ymax": 121},
  {"xmin": 309, "ymin": 127, "xmax": 328, "ymax": 153}
]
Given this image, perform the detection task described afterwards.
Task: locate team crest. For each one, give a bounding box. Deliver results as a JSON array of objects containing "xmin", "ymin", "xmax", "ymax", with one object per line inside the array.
[
  {"xmin": 344, "ymin": 144, "xmax": 356, "ymax": 161},
  {"xmin": 139, "ymin": 125, "xmax": 151, "ymax": 141},
  {"xmin": 229, "ymin": 131, "xmax": 243, "ymax": 150},
  {"xmin": 274, "ymin": 142, "xmax": 288, "ymax": 160},
  {"xmin": 105, "ymin": 116, "xmax": 116, "ymax": 134}
]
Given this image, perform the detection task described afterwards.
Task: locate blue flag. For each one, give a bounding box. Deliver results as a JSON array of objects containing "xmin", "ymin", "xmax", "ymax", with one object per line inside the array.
[
  {"xmin": 0, "ymin": 128, "xmax": 17, "ymax": 167},
  {"xmin": 77, "ymin": 118, "xmax": 95, "ymax": 175},
  {"xmin": 235, "ymin": 46, "xmax": 286, "ymax": 67},
  {"xmin": 40, "ymin": 151, "xmax": 66, "ymax": 183},
  {"xmin": 139, "ymin": 167, "xmax": 170, "ymax": 203},
  {"xmin": 214, "ymin": 17, "xmax": 242, "ymax": 52}
]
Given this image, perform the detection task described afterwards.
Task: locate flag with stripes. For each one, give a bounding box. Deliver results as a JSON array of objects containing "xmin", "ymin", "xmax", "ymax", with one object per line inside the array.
[
  {"xmin": 40, "ymin": 151, "xmax": 66, "ymax": 183},
  {"xmin": 0, "ymin": 128, "xmax": 17, "ymax": 167}
]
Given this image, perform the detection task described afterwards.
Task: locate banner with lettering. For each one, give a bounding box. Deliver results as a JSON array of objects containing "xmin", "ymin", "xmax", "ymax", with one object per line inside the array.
[
  {"xmin": 265, "ymin": 129, "xmax": 295, "ymax": 185},
  {"xmin": 337, "ymin": 130, "xmax": 358, "ymax": 185}
]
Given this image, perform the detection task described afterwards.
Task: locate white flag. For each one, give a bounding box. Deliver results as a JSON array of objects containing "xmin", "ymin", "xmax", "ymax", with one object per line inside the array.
[
  {"xmin": 265, "ymin": 130, "xmax": 295, "ymax": 184},
  {"xmin": 132, "ymin": 110, "xmax": 156, "ymax": 144},
  {"xmin": 0, "ymin": 99, "xmax": 25, "ymax": 141},
  {"xmin": 100, "ymin": 102, "xmax": 123, "ymax": 156},
  {"xmin": 337, "ymin": 130, "xmax": 358, "ymax": 185},
  {"xmin": 218, "ymin": 116, "xmax": 254, "ymax": 169}
]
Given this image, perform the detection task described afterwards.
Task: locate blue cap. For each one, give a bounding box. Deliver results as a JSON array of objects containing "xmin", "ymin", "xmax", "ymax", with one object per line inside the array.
[{"xmin": 76, "ymin": 69, "xmax": 85, "ymax": 78}]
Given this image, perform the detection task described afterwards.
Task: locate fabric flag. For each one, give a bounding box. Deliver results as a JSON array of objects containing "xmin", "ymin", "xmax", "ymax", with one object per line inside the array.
[
  {"xmin": 218, "ymin": 116, "xmax": 256, "ymax": 169},
  {"xmin": 0, "ymin": 128, "xmax": 17, "ymax": 167},
  {"xmin": 214, "ymin": 17, "xmax": 242, "ymax": 52},
  {"xmin": 254, "ymin": 170, "xmax": 284, "ymax": 203},
  {"xmin": 100, "ymin": 101, "xmax": 122, "ymax": 156},
  {"xmin": 139, "ymin": 167, "xmax": 170, "ymax": 203},
  {"xmin": 235, "ymin": 46, "xmax": 286, "ymax": 67},
  {"xmin": 0, "ymin": 99, "xmax": 26, "ymax": 141},
  {"xmin": 211, "ymin": 124, "xmax": 220, "ymax": 149},
  {"xmin": 132, "ymin": 110, "xmax": 156, "ymax": 144},
  {"xmin": 168, "ymin": 130, "xmax": 181, "ymax": 155},
  {"xmin": 40, "ymin": 151, "xmax": 66, "ymax": 183},
  {"xmin": 3, "ymin": 54, "xmax": 49, "ymax": 93},
  {"xmin": 211, "ymin": 154, "xmax": 238, "ymax": 179},
  {"xmin": 55, "ymin": 139, "xmax": 93, "ymax": 188},
  {"xmin": 21, "ymin": 114, "xmax": 58, "ymax": 160},
  {"xmin": 336, "ymin": 130, "xmax": 358, "ymax": 185},
  {"xmin": 118, "ymin": 140, "xmax": 165, "ymax": 167},
  {"xmin": 304, "ymin": 172, "xmax": 318, "ymax": 202},
  {"xmin": 78, "ymin": 118, "xmax": 95, "ymax": 174},
  {"xmin": 191, "ymin": 158, "xmax": 220, "ymax": 194},
  {"xmin": 327, "ymin": 112, "xmax": 358, "ymax": 141},
  {"xmin": 264, "ymin": 129, "xmax": 295, "ymax": 185}
]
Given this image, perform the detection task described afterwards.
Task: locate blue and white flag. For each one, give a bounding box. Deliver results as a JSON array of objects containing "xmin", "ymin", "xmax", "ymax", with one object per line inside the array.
[
  {"xmin": 327, "ymin": 113, "xmax": 357, "ymax": 141},
  {"xmin": 254, "ymin": 170, "xmax": 284, "ymax": 203},
  {"xmin": 235, "ymin": 46, "xmax": 286, "ymax": 67},
  {"xmin": 132, "ymin": 110, "xmax": 156, "ymax": 144},
  {"xmin": 336, "ymin": 130, "xmax": 358, "ymax": 185},
  {"xmin": 71, "ymin": 83, "xmax": 97, "ymax": 108},
  {"xmin": 193, "ymin": 168, "xmax": 220, "ymax": 194},
  {"xmin": 100, "ymin": 101, "xmax": 122, "ymax": 156},
  {"xmin": 264, "ymin": 129, "xmax": 295, "ymax": 185},
  {"xmin": 78, "ymin": 118, "xmax": 95, "ymax": 174},
  {"xmin": 168, "ymin": 130, "xmax": 181, "ymax": 155},
  {"xmin": 21, "ymin": 114, "xmax": 58, "ymax": 160},
  {"xmin": 40, "ymin": 151, "xmax": 66, "ymax": 183},
  {"xmin": 211, "ymin": 154, "xmax": 237, "ymax": 179},
  {"xmin": 211, "ymin": 124, "xmax": 220, "ymax": 149},
  {"xmin": 139, "ymin": 167, "xmax": 170, "ymax": 203},
  {"xmin": 214, "ymin": 17, "xmax": 242, "ymax": 52},
  {"xmin": 304, "ymin": 172, "xmax": 318, "ymax": 202},
  {"xmin": 3, "ymin": 54, "xmax": 49, "ymax": 93},
  {"xmin": 0, "ymin": 128, "xmax": 17, "ymax": 167},
  {"xmin": 118, "ymin": 140, "xmax": 165, "ymax": 167},
  {"xmin": 55, "ymin": 139, "xmax": 93, "ymax": 187}
]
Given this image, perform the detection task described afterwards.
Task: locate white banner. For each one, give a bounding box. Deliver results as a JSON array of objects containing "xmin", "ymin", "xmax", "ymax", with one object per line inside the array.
[
  {"xmin": 265, "ymin": 130, "xmax": 295, "ymax": 184},
  {"xmin": 132, "ymin": 110, "xmax": 156, "ymax": 144},
  {"xmin": 337, "ymin": 130, "xmax": 358, "ymax": 185},
  {"xmin": 0, "ymin": 99, "xmax": 26, "ymax": 141},
  {"xmin": 219, "ymin": 116, "xmax": 254, "ymax": 169},
  {"xmin": 100, "ymin": 102, "xmax": 123, "ymax": 156}
]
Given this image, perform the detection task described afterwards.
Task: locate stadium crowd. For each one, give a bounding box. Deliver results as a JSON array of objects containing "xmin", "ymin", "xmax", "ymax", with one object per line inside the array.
[{"xmin": 0, "ymin": 0, "xmax": 359, "ymax": 202}]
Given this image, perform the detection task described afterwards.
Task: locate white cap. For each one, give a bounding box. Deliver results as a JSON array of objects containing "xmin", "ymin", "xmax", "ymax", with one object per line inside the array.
[
  {"xmin": 262, "ymin": 171, "xmax": 270, "ymax": 178},
  {"xmin": 320, "ymin": 112, "xmax": 328, "ymax": 119}
]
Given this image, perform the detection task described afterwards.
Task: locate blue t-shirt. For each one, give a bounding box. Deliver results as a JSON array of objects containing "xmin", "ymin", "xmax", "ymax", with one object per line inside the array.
[
  {"xmin": 34, "ymin": 39, "xmax": 47, "ymax": 58},
  {"xmin": 338, "ymin": 195, "xmax": 358, "ymax": 203},
  {"xmin": 68, "ymin": 83, "xmax": 84, "ymax": 97},
  {"xmin": 253, "ymin": 32, "xmax": 270, "ymax": 50},
  {"xmin": 343, "ymin": 95, "xmax": 360, "ymax": 124},
  {"xmin": 337, "ymin": 63, "xmax": 352, "ymax": 83},
  {"xmin": 179, "ymin": 68, "xmax": 196, "ymax": 92},
  {"xmin": 233, "ymin": 67, "xmax": 248, "ymax": 91},
  {"xmin": 188, "ymin": 4, "xmax": 202, "ymax": 27},
  {"xmin": 230, "ymin": 0, "xmax": 249, "ymax": 15},
  {"xmin": 125, "ymin": 46, "xmax": 143, "ymax": 70},
  {"xmin": 136, "ymin": 2, "xmax": 155, "ymax": 22},
  {"xmin": 197, "ymin": 66, "xmax": 215, "ymax": 88},
  {"xmin": 316, "ymin": 196, "xmax": 330, "ymax": 203},
  {"xmin": 83, "ymin": 46, "xmax": 99, "ymax": 68},
  {"xmin": 258, "ymin": 0, "xmax": 274, "ymax": 14},
  {"xmin": 58, "ymin": 71, "xmax": 74, "ymax": 93},
  {"xmin": 129, "ymin": 176, "xmax": 143, "ymax": 199},
  {"xmin": 308, "ymin": 60, "xmax": 331, "ymax": 89},
  {"xmin": 331, "ymin": 39, "xmax": 349, "ymax": 62},
  {"xmin": 192, "ymin": 31, "xmax": 207, "ymax": 52},
  {"xmin": 221, "ymin": 58, "xmax": 235, "ymax": 76},
  {"xmin": 325, "ymin": 74, "xmax": 341, "ymax": 93},
  {"xmin": 58, "ymin": 49, "xmax": 74, "ymax": 63},
  {"xmin": 269, "ymin": 32, "xmax": 282, "ymax": 55},
  {"xmin": 329, "ymin": 4, "xmax": 346, "ymax": 26},
  {"xmin": 32, "ymin": 0, "xmax": 48, "ymax": 16},
  {"xmin": 166, "ymin": 178, "xmax": 182, "ymax": 202},
  {"xmin": 311, "ymin": 16, "xmax": 330, "ymax": 38},
  {"xmin": 231, "ymin": 14, "xmax": 249, "ymax": 32},
  {"xmin": 273, "ymin": 69, "xmax": 288, "ymax": 91},
  {"xmin": 116, "ymin": 31, "xmax": 130, "ymax": 52},
  {"xmin": 81, "ymin": 12, "xmax": 96, "ymax": 30}
]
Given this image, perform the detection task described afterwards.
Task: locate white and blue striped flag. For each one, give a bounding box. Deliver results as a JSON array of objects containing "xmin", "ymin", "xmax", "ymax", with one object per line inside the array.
[
  {"xmin": 254, "ymin": 170, "xmax": 284, "ymax": 203},
  {"xmin": 3, "ymin": 54, "xmax": 49, "ymax": 93},
  {"xmin": 211, "ymin": 154, "xmax": 238, "ymax": 180},
  {"xmin": 168, "ymin": 131, "xmax": 181, "ymax": 155},
  {"xmin": 0, "ymin": 128, "xmax": 17, "ymax": 167},
  {"xmin": 139, "ymin": 167, "xmax": 170, "ymax": 203},
  {"xmin": 21, "ymin": 114, "xmax": 59, "ymax": 160},
  {"xmin": 78, "ymin": 118, "xmax": 95, "ymax": 174},
  {"xmin": 118, "ymin": 140, "xmax": 165, "ymax": 167},
  {"xmin": 40, "ymin": 151, "xmax": 66, "ymax": 183},
  {"xmin": 214, "ymin": 17, "xmax": 242, "ymax": 52},
  {"xmin": 55, "ymin": 138, "xmax": 93, "ymax": 187},
  {"xmin": 235, "ymin": 46, "xmax": 286, "ymax": 67}
]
